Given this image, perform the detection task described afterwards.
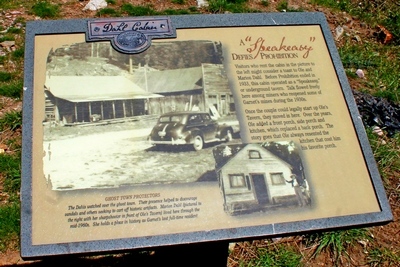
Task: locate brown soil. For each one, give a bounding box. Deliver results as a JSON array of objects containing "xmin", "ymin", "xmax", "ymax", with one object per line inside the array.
[{"xmin": 0, "ymin": 1, "xmax": 398, "ymax": 266}]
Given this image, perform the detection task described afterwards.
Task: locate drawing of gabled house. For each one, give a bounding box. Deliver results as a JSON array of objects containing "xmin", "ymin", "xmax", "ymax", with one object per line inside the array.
[{"xmin": 213, "ymin": 143, "xmax": 298, "ymax": 215}]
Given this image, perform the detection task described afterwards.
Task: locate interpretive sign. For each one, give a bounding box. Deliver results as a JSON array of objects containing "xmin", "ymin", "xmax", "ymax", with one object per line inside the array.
[{"xmin": 21, "ymin": 13, "xmax": 392, "ymax": 259}]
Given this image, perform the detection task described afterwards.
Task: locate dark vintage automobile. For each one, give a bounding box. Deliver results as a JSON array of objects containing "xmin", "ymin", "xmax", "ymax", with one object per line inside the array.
[{"xmin": 148, "ymin": 111, "xmax": 234, "ymax": 151}]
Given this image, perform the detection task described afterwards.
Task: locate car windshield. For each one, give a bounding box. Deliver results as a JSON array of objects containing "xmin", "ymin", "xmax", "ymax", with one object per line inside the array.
[{"xmin": 159, "ymin": 115, "xmax": 184, "ymax": 123}]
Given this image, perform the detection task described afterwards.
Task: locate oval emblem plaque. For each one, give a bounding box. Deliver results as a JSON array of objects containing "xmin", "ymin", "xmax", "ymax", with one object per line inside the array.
[{"xmin": 115, "ymin": 31, "xmax": 147, "ymax": 51}]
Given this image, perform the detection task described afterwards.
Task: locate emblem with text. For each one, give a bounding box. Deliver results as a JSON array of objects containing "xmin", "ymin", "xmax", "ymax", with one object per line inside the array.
[{"xmin": 87, "ymin": 17, "xmax": 175, "ymax": 53}]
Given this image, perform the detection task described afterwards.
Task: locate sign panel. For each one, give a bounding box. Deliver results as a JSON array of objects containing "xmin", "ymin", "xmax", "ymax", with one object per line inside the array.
[{"xmin": 21, "ymin": 13, "xmax": 392, "ymax": 259}]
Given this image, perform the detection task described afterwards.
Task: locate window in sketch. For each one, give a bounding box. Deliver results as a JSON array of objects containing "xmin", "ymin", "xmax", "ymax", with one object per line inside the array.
[
  {"xmin": 229, "ymin": 174, "xmax": 246, "ymax": 188},
  {"xmin": 248, "ymin": 150, "xmax": 261, "ymax": 159},
  {"xmin": 270, "ymin": 172, "xmax": 285, "ymax": 185}
]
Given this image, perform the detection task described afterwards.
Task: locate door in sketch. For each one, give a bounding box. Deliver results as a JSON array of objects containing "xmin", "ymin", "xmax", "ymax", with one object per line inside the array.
[{"xmin": 251, "ymin": 174, "xmax": 269, "ymax": 205}]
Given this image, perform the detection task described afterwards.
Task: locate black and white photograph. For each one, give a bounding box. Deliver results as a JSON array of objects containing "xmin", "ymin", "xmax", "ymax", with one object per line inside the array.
[
  {"xmin": 213, "ymin": 141, "xmax": 311, "ymax": 216},
  {"xmin": 43, "ymin": 40, "xmax": 241, "ymax": 191}
]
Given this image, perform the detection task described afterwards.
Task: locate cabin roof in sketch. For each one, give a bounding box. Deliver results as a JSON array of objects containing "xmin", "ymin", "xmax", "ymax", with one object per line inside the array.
[
  {"xmin": 213, "ymin": 143, "xmax": 292, "ymax": 171},
  {"xmin": 44, "ymin": 75, "xmax": 163, "ymax": 102}
]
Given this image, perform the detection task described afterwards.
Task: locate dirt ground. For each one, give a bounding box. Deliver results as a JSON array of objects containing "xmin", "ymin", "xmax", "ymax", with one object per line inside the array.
[
  {"xmin": 0, "ymin": 0, "xmax": 399, "ymax": 266},
  {"xmin": 42, "ymin": 120, "xmax": 240, "ymax": 190}
]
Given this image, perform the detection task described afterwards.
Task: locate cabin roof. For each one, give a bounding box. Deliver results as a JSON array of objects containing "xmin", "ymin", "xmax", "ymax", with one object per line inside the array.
[
  {"xmin": 212, "ymin": 143, "xmax": 292, "ymax": 171},
  {"xmin": 132, "ymin": 67, "xmax": 203, "ymax": 94},
  {"xmin": 44, "ymin": 75, "xmax": 163, "ymax": 102}
]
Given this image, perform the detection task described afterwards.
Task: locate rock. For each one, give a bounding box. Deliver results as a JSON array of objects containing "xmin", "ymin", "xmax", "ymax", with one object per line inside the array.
[
  {"xmin": 335, "ymin": 26, "xmax": 344, "ymax": 40},
  {"xmin": 288, "ymin": 4, "xmax": 300, "ymax": 11},
  {"xmin": 355, "ymin": 69, "xmax": 365, "ymax": 78},
  {"xmin": 9, "ymin": 11, "xmax": 22, "ymax": 15},
  {"xmin": 353, "ymin": 90, "xmax": 400, "ymax": 136},
  {"xmin": 197, "ymin": 0, "xmax": 208, "ymax": 7},
  {"xmin": 372, "ymin": 126, "xmax": 384, "ymax": 136},
  {"xmin": 0, "ymin": 40, "xmax": 15, "ymax": 51},
  {"xmin": 342, "ymin": 25, "xmax": 350, "ymax": 31},
  {"xmin": 83, "ymin": 0, "xmax": 107, "ymax": 11},
  {"xmin": 353, "ymin": 35, "xmax": 362, "ymax": 42},
  {"xmin": 0, "ymin": 144, "xmax": 7, "ymax": 153},
  {"xmin": 376, "ymin": 25, "xmax": 393, "ymax": 44}
]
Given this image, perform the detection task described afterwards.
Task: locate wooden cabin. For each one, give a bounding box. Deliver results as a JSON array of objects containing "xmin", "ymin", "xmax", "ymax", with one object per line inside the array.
[
  {"xmin": 130, "ymin": 66, "xmax": 203, "ymax": 115},
  {"xmin": 202, "ymin": 63, "xmax": 236, "ymax": 117},
  {"xmin": 213, "ymin": 143, "xmax": 298, "ymax": 215},
  {"xmin": 44, "ymin": 76, "xmax": 163, "ymax": 124},
  {"xmin": 131, "ymin": 64, "xmax": 235, "ymax": 117}
]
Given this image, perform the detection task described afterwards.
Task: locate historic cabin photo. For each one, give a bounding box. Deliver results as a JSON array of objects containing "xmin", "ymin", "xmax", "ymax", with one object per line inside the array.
[
  {"xmin": 44, "ymin": 75, "xmax": 162, "ymax": 124},
  {"xmin": 42, "ymin": 40, "xmax": 241, "ymax": 190},
  {"xmin": 43, "ymin": 41, "xmax": 236, "ymax": 125},
  {"xmin": 213, "ymin": 142, "xmax": 311, "ymax": 215}
]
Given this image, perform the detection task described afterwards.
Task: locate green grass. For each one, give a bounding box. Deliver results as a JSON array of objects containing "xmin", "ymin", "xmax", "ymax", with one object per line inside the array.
[
  {"xmin": 0, "ymin": 135, "xmax": 21, "ymax": 250},
  {"xmin": 206, "ymin": 0, "xmax": 257, "ymax": 13},
  {"xmin": 121, "ymin": 4, "xmax": 158, "ymax": 16},
  {"xmin": 310, "ymin": 0, "xmax": 400, "ymax": 45},
  {"xmin": 368, "ymin": 132, "xmax": 400, "ymax": 170},
  {"xmin": 0, "ymin": 0, "xmax": 23, "ymax": 9},
  {"xmin": 367, "ymin": 247, "xmax": 400, "ymax": 267},
  {"xmin": 367, "ymin": 130, "xmax": 400, "ymax": 187},
  {"xmin": 96, "ymin": 3, "xmax": 200, "ymax": 17},
  {"xmin": 0, "ymin": 72, "xmax": 13, "ymax": 82},
  {"xmin": 0, "ymin": 111, "xmax": 22, "ymax": 154},
  {"xmin": 305, "ymin": 228, "xmax": 371, "ymax": 264},
  {"xmin": 0, "ymin": 202, "xmax": 20, "ymax": 252},
  {"xmin": 96, "ymin": 7, "xmax": 121, "ymax": 17},
  {"xmin": 0, "ymin": 80, "xmax": 23, "ymax": 99},
  {"xmin": 12, "ymin": 47, "xmax": 25, "ymax": 60},
  {"xmin": 31, "ymin": 1, "xmax": 60, "ymax": 18},
  {"xmin": 276, "ymin": 0, "xmax": 288, "ymax": 11},
  {"xmin": 161, "ymin": 9, "xmax": 193, "ymax": 15},
  {"xmin": 0, "ymin": 153, "xmax": 21, "ymax": 194},
  {"xmin": 0, "ymin": 111, "xmax": 22, "ymax": 132},
  {"xmin": 13, "ymin": 16, "xmax": 26, "ymax": 26},
  {"xmin": 7, "ymin": 27, "xmax": 23, "ymax": 34},
  {"xmin": 0, "ymin": 35, "xmax": 15, "ymax": 42},
  {"xmin": 0, "ymin": 111, "xmax": 22, "ymax": 242},
  {"xmin": 188, "ymin": 6, "xmax": 198, "ymax": 12},
  {"xmin": 96, "ymin": 3, "xmax": 198, "ymax": 17},
  {"xmin": 242, "ymin": 244, "xmax": 303, "ymax": 267},
  {"xmin": 339, "ymin": 41, "xmax": 400, "ymax": 102},
  {"xmin": 172, "ymin": 0, "xmax": 186, "ymax": 4}
]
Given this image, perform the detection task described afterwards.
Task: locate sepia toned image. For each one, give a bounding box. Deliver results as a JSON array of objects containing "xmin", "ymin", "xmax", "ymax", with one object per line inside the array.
[
  {"xmin": 213, "ymin": 141, "xmax": 311, "ymax": 216},
  {"xmin": 43, "ymin": 40, "xmax": 241, "ymax": 191}
]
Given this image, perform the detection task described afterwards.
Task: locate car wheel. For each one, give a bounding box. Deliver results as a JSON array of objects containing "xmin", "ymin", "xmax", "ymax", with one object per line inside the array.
[
  {"xmin": 225, "ymin": 129, "xmax": 233, "ymax": 142},
  {"xmin": 193, "ymin": 135, "xmax": 204, "ymax": 151}
]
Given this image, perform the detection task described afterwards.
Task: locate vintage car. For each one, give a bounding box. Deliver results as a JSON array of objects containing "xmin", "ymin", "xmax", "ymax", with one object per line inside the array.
[{"xmin": 148, "ymin": 111, "xmax": 234, "ymax": 151}]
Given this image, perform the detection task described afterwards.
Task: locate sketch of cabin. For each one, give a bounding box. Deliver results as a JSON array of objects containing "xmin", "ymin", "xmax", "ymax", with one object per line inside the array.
[{"xmin": 213, "ymin": 143, "xmax": 304, "ymax": 215}]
